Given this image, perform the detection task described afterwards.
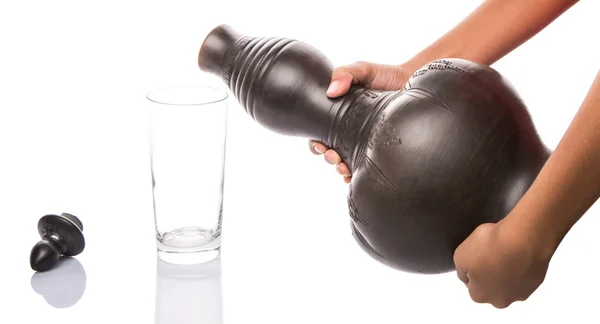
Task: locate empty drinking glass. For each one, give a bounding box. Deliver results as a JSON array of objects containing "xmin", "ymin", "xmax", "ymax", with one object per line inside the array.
[{"xmin": 147, "ymin": 85, "xmax": 228, "ymax": 264}]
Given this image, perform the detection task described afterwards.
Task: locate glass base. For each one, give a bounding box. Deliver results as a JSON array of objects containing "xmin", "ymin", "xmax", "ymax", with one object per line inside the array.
[
  {"xmin": 156, "ymin": 227, "xmax": 221, "ymax": 265},
  {"xmin": 157, "ymin": 248, "xmax": 220, "ymax": 265}
]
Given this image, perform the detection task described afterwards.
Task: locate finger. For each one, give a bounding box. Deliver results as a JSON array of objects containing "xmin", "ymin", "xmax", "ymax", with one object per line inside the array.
[
  {"xmin": 456, "ymin": 267, "xmax": 469, "ymax": 286},
  {"xmin": 327, "ymin": 71, "xmax": 353, "ymax": 98},
  {"xmin": 452, "ymin": 226, "xmax": 481, "ymax": 267},
  {"xmin": 492, "ymin": 300, "xmax": 513, "ymax": 309},
  {"xmin": 452, "ymin": 241, "xmax": 469, "ymax": 272},
  {"xmin": 327, "ymin": 61, "xmax": 374, "ymax": 98},
  {"xmin": 309, "ymin": 141, "xmax": 327, "ymax": 155},
  {"xmin": 454, "ymin": 247, "xmax": 476, "ymax": 288},
  {"xmin": 343, "ymin": 61, "xmax": 376, "ymax": 85},
  {"xmin": 467, "ymin": 284, "xmax": 487, "ymax": 304},
  {"xmin": 324, "ymin": 149, "xmax": 342, "ymax": 165},
  {"xmin": 344, "ymin": 176, "xmax": 352, "ymax": 184},
  {"xmin": 336, "ymin": 163, "xmax": 351, "ymax": 177}
]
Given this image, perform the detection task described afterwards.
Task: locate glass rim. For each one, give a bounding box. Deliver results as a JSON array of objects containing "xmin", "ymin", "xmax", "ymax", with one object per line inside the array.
[{"xmin": 146, "ymin": 85, "xmax": 229, "ymax": 106}]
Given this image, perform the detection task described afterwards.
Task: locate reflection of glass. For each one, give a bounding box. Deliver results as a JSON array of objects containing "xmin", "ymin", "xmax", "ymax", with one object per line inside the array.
[
  {"xmin": 155, "ymin": 254, "xmax": 223, "ymax": 324},
  {"xmin": 147, "ymin": 86, "xmax": 228, "ymax": 265},
  {"xmin": 30, "ymin": 257, "xmax": 87, "ymax": 308}
]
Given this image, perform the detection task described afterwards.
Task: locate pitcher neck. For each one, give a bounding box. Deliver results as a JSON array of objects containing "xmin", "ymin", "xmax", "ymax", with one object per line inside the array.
[{"xmin": 326, "ymin": 88, "xmax": 402, "ymax": 171}]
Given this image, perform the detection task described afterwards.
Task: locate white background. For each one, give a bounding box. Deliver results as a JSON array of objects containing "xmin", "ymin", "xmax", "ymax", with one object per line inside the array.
[{"xmin": 1, "ymin": 0, "xmax": 599, "ymax": 323}]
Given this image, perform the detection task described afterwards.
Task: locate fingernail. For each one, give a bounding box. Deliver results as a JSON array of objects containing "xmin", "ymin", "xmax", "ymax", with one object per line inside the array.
[
  {"xmin": 325, "ymin": 154, "xmax": 334, "ymax": 164},
  {"xmin": 327, "ymin": 81, "xmax": 339, "ymax": 96},
  {"xmin": 336, "ymin": 164, "xmax": 350, "ymax": 176},
  {"xmin": 313, "ymin": 144, "xmax": 324, "ymax": 154}
]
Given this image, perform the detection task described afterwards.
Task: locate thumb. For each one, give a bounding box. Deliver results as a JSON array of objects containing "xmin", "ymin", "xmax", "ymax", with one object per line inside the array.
[
  {"xmin": 326, "ymin": 61, "xmax": 375, "ymax": 98},
  {"xmin": 326, "ymin": 70, "xmax": 354, "ymax": 98}
]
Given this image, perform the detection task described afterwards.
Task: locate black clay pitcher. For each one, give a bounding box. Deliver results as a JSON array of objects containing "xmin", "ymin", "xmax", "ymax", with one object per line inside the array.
[{"xmin": 197, "ymin": 24, "xmax": 551, "ymax": 274}]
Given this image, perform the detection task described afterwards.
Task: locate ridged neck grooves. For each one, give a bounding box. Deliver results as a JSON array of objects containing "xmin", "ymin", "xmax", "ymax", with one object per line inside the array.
[
  {"xmin": 221, "ymin": 37, "xmax": 250, "ymax": 88},
  {"xmin": 223, "ymin": 36, "xmax": 296, "ymax": 120}
]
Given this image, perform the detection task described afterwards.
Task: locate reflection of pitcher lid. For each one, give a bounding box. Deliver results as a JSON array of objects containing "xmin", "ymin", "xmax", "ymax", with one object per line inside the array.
[
  {"xmin": 31, "ymin": 257, "xmax": 87, "ymax": 308},
  {"xmin": 157, "ymin": 255, "xmax": 222, "ymax": 279}
]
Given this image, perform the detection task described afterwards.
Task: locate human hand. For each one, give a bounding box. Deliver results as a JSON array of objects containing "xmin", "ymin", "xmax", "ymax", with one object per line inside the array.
[
  {"xmin": 309, "ymin": 61, "xmax": 413, "ymax": 183},
  {"xmin": 453, "ymin": 218, "xmax": 556, "ymax": 309}
]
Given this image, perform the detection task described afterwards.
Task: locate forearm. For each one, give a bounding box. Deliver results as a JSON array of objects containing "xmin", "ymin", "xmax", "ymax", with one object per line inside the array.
[
  {"xmin": 505, "ymin": 70, "xmax": 600, "ymax": 255},
  {"xmin": 403, "ymin": 0, "xmax": 578, "ymax": 72}
]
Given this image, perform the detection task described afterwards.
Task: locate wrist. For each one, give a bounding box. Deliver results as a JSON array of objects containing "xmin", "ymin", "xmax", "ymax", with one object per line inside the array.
[
  {"xmin": 500, "ymin": 199, "xmax": 566, "ymax": 262},
  {"xmin": 400, "ymin": 58, "xmax": 425, "ymax": 76},
  {"xmin": 500, "ymin": 211, "xmax": 559, "ymax": 263}
]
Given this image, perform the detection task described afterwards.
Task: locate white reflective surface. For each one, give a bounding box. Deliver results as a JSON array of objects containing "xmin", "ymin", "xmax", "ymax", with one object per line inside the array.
[
  {"xmin": 31, "ymin": 257, "xmax": 87, "ymax": 309},
  {"xmin": 155, "ymin": 256, "xmax": 223, "ymax": 324},
  {"xmin": 2, "ymin": 0, "xmax": 600, "ymax": 323}
]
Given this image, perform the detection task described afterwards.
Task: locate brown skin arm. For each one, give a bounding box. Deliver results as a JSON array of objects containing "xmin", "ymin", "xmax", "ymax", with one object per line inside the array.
[
  {"xmin": 453, "ymin": 70, "xmax": 600, "ymax": 308},
  {"xmin": 315, "ymin": 0, "xmax": 581, "ymax": 181},
  {"xmin": 312, "ymin": 0, "xmax": 594, "ymax": 308},
  {"xmin": 505, "ymin": 69, "xmax": 600, "ymax": 257},
  {"xmin": 403, "ymin": 0, "xmax": 580, "ymax": 71}
]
